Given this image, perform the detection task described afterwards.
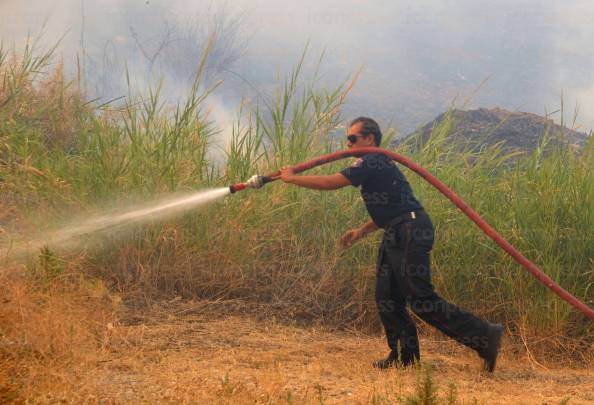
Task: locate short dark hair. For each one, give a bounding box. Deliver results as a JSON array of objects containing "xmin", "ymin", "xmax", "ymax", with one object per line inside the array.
[{"xmin": 349, "ymin": 117, "xmax": 382, "ymax": 146}]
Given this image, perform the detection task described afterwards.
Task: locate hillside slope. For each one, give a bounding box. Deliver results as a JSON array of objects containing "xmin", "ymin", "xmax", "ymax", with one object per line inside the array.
[{"xmin": 399, "ymin": 107, "xmax": 591, "ymax": 153}]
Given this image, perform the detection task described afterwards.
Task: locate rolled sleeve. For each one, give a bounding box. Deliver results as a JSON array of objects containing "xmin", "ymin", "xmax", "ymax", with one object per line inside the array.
[{"xmin": 340, "ymin": 157, "xmax": 372, "ymax": 187}]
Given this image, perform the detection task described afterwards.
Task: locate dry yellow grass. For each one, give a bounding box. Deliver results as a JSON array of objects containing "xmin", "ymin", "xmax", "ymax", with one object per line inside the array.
[
  {"xmin": 3, "ymin": 295, "xmax": 592, "ymax": 404},
  {"xmin": 0, "ymin": 273, "xmax": 114, "ymax": 402}
]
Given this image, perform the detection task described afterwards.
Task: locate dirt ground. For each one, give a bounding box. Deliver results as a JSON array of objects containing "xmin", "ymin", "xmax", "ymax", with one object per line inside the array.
[{"xmin": 11, "ymin": 300, "xmax": 594, "ymax": 404}]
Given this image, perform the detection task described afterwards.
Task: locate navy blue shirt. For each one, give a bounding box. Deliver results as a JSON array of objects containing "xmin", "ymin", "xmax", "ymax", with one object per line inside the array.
[{"xmin": 340, "ymin": 153, "xmax": 423, "ymax": 228}]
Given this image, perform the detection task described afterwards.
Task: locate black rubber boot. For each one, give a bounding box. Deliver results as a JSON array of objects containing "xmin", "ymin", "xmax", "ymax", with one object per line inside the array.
[
  {"xmin": 373, "ymin": 351, "xmax": 418, "ymax": 369},
  {"xmin": 372, "ymin": 350, "xmax": 398, "ymax": 369},
  {"xmin": 480, "ymin": 323, "xmax": 504, "ymax": 373}
]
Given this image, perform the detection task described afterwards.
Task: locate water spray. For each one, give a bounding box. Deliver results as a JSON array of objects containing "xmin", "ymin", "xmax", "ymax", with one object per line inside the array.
[
  {"xmin": 228, "ymin": 146, "xmax": 594, "ymax": 322},
  {"xmin": 2, "ymin": 188, "xmax": 231, "ymax": 260}
]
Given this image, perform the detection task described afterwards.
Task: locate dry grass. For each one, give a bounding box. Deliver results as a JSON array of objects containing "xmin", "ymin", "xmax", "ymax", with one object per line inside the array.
[
  {"xmin": 0, "ymin": 271, "xmax": 116, "ymax": 402},
  {"xmin": 1, "ymin": 40, "xmax": 593, "ymax": 403},
  {"xmin": 2, "ymin": 296, "xmax": 592, "ymax": 404},
  {"xmin": 89, "ymin": 217, "xmax": 593, "ymax": 363},
  {"xmin": 2, "ymin": 40, "xmax": 593, "ymax": 347}
]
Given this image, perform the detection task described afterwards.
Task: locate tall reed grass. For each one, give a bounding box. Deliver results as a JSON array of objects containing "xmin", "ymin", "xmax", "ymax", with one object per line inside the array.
[{"xmin": 1, "ymin": 40, "xmax": 592, "ymax": 357}]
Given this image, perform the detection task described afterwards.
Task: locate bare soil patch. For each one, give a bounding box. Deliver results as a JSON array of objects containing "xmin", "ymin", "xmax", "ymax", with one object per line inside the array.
[{"xmin": 6, "ymin": 300, "xmax": 594, "ymax": 404}]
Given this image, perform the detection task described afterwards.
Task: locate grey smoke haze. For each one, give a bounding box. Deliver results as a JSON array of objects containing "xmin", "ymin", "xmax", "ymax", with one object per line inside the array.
[{"xmin": 1, "ymin": 0, "xmax": 593, "ymax": 134}]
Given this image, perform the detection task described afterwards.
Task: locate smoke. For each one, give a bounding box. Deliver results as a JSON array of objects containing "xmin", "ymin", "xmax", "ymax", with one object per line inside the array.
[
  {"xmin": 1, "ymin": 0, "xmax": 593, "ymax": 133},
  {"xmin": 1, "ymin": 0, "xmax": 247, "ymax": 150}
]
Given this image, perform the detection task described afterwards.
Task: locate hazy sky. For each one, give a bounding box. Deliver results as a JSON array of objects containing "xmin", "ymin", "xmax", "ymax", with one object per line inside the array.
[{"xmin": 1, "ymin": 0, "xmax": 593, "ymax": 134}]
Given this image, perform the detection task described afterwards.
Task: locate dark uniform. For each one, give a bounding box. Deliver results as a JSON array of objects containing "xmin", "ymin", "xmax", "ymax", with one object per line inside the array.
[{"xmin": 341, "ymin": 153, "xmax": 490, "ymax": 366}]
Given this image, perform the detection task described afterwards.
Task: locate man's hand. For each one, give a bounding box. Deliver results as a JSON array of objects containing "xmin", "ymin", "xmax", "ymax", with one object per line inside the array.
[
  {"xmin": 339, "ymin": 228, "xmax": 364, "ymax": 248},
  {"xmin": 280, "ymin": 166, "xmax": 295, "ymax": 183},
  {"xmin": 339, "ymin": 220, "xmax": 379, "ymax": 248}
]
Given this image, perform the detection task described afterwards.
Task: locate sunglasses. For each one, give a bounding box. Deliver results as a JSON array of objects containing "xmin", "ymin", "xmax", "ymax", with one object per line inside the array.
[{"xmin": 346, "ymin": 134, "xmax": 368, "ymax": 143}]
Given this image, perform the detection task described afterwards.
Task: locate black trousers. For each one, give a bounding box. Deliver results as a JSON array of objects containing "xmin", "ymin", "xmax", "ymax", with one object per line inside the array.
[{"xmin": 375, "ymin": 210, "xmax": 489, "ymax": 365}]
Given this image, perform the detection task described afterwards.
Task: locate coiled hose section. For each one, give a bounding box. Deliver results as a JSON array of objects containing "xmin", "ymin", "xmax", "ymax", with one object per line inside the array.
[{"xmin": 257, "ymin": 147, "xmax": 594, "ymax": 321}]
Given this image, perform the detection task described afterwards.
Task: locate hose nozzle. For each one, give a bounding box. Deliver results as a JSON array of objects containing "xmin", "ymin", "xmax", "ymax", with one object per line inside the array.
[{"xmin": 229, "ymin": 175, "xmax": 270, "ymax": 194}]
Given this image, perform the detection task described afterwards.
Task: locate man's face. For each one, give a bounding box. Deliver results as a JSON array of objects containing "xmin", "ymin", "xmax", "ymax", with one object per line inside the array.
[{"xmin": 346, "ymin": 122, "xmax": 376, "ymax": 149}]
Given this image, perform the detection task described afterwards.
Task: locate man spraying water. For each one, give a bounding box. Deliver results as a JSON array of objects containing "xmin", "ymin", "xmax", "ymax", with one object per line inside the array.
[{"xmin": 278, "ymin": 117, "xmax": 504, "ymax": 372}]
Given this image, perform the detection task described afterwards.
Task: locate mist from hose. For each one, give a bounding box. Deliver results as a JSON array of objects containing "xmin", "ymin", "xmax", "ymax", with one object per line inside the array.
[{"xmin": 1, "ymin": 188, "xmax": 230, "ymax": 261}]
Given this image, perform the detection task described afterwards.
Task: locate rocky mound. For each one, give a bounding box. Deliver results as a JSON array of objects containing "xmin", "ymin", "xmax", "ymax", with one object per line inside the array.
[{"xmin": 399, "ymin": 107, "xmax": 591, "ymax": 153}]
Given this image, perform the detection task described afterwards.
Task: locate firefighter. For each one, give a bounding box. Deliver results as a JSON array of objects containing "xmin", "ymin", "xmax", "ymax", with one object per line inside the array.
[{"xmin": 279, "ymin": 117, "xmax": 503, "ymax": 372}]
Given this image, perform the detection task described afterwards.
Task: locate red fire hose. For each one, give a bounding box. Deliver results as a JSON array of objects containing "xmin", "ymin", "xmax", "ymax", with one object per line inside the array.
[{"xmin": 230, "ymin": 147, "xmax": 594, "ymax": 321}]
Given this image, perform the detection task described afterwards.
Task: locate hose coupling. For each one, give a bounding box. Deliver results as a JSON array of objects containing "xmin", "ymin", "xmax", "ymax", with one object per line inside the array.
[{"xmin": 246, "ymin": 175, "xmax": 266, "ymax": 189}]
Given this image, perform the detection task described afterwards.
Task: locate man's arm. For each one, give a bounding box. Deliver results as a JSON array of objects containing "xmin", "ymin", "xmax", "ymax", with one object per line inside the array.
[
  {"xmin": 358, "ymin": 218, "xmax": 380, "ymax": 237},
  {"xmin": 280, "ymin": 169, "xmax": 352, "ymax": 190},
  {"xmin": 340, "ymin": 218, "xmax": 380, "ymax": 248}
]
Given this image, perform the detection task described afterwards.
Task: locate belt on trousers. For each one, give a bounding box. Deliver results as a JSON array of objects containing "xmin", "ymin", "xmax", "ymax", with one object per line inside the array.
[{"xmin": 384, "ymin": 210, "xmax": 423, "ymax": 229}]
